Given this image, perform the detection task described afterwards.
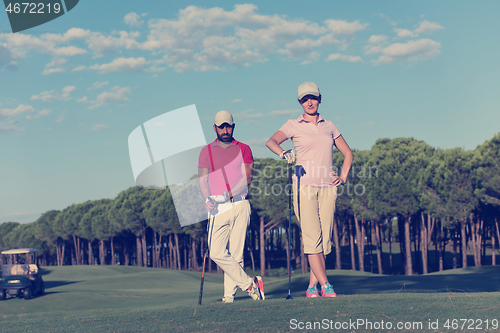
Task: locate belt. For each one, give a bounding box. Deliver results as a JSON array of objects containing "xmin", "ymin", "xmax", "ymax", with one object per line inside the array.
[{"xmin": 230, "ymin": 195, "xmax": 247, "ymax": 203}]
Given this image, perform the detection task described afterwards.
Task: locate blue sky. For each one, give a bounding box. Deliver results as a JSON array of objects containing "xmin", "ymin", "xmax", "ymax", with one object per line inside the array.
[{"xmin": 1, "ymin": 1, "xmax": 499, "ymax": 223}]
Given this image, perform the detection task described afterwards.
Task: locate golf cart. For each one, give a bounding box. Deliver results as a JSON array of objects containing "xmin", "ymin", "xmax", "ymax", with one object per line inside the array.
[{"xmin": 0, "ymin": 248, "xmax": 45, "ymax": 300}]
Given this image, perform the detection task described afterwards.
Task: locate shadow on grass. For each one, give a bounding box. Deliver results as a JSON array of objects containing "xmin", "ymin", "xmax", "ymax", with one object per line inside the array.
[
  {"xmin": 264, "ymin": 266, "xmax": 500, "ymax": 298},
  {"xmin": 45, "ymin": 280, "xmax": 81, "ymax": 289},
  {"xmin": 1, "ymin": 291, "xmax": 64, "ymax": 300}
]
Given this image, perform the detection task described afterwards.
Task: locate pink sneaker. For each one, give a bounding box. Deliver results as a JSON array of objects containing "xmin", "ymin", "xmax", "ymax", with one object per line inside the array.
[
  {"xmin": 321, "ymin": 282, "xmax": 337, "ymax": 297},
  {"xmin": 247, "ymin": 276, "xmax": 265, "ymax": 300},
  {"xmin": 306, "ymin": 284, "xmax": 320, "ymax": 298}
]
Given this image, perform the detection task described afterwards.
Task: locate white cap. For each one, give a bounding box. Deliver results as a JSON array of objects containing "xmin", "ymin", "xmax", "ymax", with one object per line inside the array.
[
  {"xmin": 297, "ymin": 81, "xmax": 320, "ymax": 100},
  {"xmin": 214, "ymin": 110, "xmax": 233, "ymax": 126}
]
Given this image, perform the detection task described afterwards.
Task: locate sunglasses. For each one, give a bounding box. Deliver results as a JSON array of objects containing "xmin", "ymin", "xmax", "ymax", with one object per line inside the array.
[
  {"xmin": 299, "ymin": 95, "xmax": 319, "ymax": 104},
  {"xmin": 216, "ymin": 123, "xmax": 233, "ymax": 129}
]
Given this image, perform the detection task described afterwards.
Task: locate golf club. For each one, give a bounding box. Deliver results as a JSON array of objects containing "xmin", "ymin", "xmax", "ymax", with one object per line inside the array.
[
  {"xmin": 294, "ymin": 165, "xmax": 306, "ymax": 296},
  {"xmin": 286, "ymin": 162, "xmax": 293, "ymax": 299},
  {"xmin": 295, "ymin": 165, "xmax": 306, "ymax": 223},
  {"xmin": 198, "ymin": 211, "xmax": 215, "ymax": 305}
]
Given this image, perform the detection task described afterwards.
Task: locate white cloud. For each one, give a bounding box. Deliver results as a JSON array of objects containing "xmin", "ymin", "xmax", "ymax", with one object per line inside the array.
[
  {"xmin": 395, "ymin": 29, "xmax": 416, "ymax": 38},
  {"xmin": 88, "ymin": 81, "xmax": 109, "ymax": 90},
  {"xmin": 326, "ymin": 53, "xmax": 363, "ymax": 62},
  {"xmin": 45, "ymin": 58, "xmax": 66, "ymax": 68},
  {"xmin": 373, "ymin": 39, "xmax": 441, "ymax": 64},
  {"xmin": 84, "ymin": 30, "xmax": 141, "ymax": 57},
  {"xmin": 90, "ymin": 57, "xmax": 148, "ymax": 73},
  {"xmin": 324, "ymin": 19, "xmax": 368, "ymax": 35},
  {"xmin": 0, "ymin": 104, "xmax": 49, "ymax": 123},
  {"xmin": 0, "ymin": 28, "xmax": 139, "ymax": 67},
  {"xmin": 145, "ymin": 4, "xmax": 367, "ymax": 71},
  {"xmin": 280, "ymin": 35, "xmax": 337, "ymax": 60},
  {"xmin": 41, "ymin": 67, "xmax": 64, "ymax": 75},
  {"xmin": 0, "ymin": 7, "xmax": 443, "ymax": 73},
  {"xmin": 394, "ymin": 20, "xmax": 444, "ymax": 39},
  {"xmin": 365, "ymin": 35, "xmax": 389, "ymax": 55},
  {"xmin": 415, "ymin": 21, "xmax": 444, "ymax": 34},
  {"xmin": 0, "ymin": 120, "xmax": 20, "ymax": 132},
  {"xmin": 364, "ymin": 20, "xmax": 443, "ymax": 64},
  {"xmin": 91, "ymin": 124, "xmax": 108, "ymax": 131},
  {"xmin": 0, "ymin": 32, "xmax": 86, "ymax": 59},
  {"xmin": 71, "ymin": 65, "xmax": 86, "ymax": 72},
  {"xmin": 52, "ymin": 46, "xmax": 87, "ymax": 57},
  {"xmin": 365, "ymin": 45, "xmax": 384, "ymax": 55},
  {"xmin": 368, "ymin": 35, "xmax": 388, "ymax": 44},
  {"xmin": 26, "ymin": 109, "xmax": 50, "ymax": 120},
  {"xmin": 31, "ymin": 91, "xmax": 57, "ymax": 102},
  {"xmin": 62, "ymin": 86, "xmax": 76, "ymax": 93},
  {"xmin": 232, "ymin": 99, "xmax": 242, "ymax": 103},
  {"xmin": 41, "ymin": 58, "xmax": 66, "ymax": 75},
  {"xmin": 31, "ymin": 86, "xmax": 76, "ymax": 102},
  {"xmin": 52, "ymin": 28, "xmax": 141, "ymax": 57},
  {"xmin": 124, "ymin": 12, "xmax": 144, "ymax": 28},
  {"xmin": 0, "ymin": 104, "xmax": 35, "ymax": 118},
  {"xmin": 88, "ymin": 86, "xmax": 131, "ymax": 109},
  {"xmin": 77, "ymin": 96, "xmax": 88, "ymax": 103}
]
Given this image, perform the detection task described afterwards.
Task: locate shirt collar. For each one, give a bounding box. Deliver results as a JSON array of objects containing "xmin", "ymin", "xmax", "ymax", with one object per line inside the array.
[
  {"xmin": 211, "ymin": 138, "xmax": 238, "ymax": 148},
  {"xmin": 297, "ymin": 113, "xmax": 325, "ymax": 123}
]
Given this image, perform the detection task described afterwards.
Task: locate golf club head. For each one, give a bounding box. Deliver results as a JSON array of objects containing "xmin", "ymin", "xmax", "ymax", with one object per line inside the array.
[
  {"xmin": 294, "ymin": 165, "xmax": 306, "ymax": 178},
  {"xmin": 286, "ymin": 295, "xmax": 293, "ymax": 299}
]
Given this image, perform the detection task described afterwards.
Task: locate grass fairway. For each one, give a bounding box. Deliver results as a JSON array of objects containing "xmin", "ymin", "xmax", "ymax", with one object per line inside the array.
[{"xmin": 1, "ymin": 266, "xmax": 500, "ymax": 332}]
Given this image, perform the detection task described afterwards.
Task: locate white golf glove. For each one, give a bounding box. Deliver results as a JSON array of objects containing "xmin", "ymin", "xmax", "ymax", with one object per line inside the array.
[
  {"xmin": 279, "ymin": 149, "xmax": 296, "ymax": 164},
  {"xmin": 207, "ymin": 191, "xmax": 230, "ymax": 204}
]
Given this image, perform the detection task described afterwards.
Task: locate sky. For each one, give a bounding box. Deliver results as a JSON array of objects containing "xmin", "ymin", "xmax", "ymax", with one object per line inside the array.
[{"xmin": 1, "ymin": 1, "xmax": 499, "ymax": 224}]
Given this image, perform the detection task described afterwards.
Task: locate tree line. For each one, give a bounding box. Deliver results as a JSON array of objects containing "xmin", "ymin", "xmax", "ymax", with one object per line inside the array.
[{"xmin": 1, "ymin": 134, "xmax": 499, "ymax": 276}]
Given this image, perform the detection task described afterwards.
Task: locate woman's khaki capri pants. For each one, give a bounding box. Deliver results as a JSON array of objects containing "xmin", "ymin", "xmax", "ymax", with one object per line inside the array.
[{"xmin": 293, "ymin": 183, "xmax": 338, "ymax": 255}]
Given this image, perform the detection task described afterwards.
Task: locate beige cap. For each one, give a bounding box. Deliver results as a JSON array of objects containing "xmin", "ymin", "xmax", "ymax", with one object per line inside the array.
[
  {"xmin": 298, "ymin": 81, "xmax": 320, "ymax": 100},
  {"xmin": 214, "ymin": 110, "xmax": 233, "ymax": 126}
]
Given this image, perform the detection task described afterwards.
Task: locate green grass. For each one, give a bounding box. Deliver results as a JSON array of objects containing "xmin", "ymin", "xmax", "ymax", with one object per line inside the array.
[{"xmin": 1, "ymin": 265, "xmax": 500, "ymax": 332}]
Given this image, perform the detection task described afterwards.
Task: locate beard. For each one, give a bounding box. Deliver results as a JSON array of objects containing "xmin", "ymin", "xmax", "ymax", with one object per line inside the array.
[{"xmin": 217, "ymin": 132, "xmax": 233, "ymax": 143}]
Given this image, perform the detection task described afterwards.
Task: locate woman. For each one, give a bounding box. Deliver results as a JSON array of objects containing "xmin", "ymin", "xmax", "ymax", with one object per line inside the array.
[{"xmin": 266, "ymin": 81, "xmax": 353, "ymax": 297}]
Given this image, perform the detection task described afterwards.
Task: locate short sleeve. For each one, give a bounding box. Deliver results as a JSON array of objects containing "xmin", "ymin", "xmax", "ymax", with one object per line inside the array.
[
  {"xmin": 331, "ymin": 122, "xmax": 341, "ymax": 140},
  {"xmin": 239, "ymin": 143, "xmax": 254, "ymax": 164},
  {"xmin": 278, "ymin": 119, "xmax": 295, "ymax": 139},
  {"xmin": 198, "ymin": 145, "xmax": 210, "ymax": 169}
]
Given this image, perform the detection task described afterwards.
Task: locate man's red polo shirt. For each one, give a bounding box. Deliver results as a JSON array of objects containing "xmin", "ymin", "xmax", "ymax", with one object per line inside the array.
[{"xmin": 198, "ymin": 139, "xmax": 253, "ymax": 196}]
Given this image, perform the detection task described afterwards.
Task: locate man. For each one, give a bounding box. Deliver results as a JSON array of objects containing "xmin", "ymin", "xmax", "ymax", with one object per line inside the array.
[{"xmin": 198, "ymin": 110, "xmax": 264, "ymax": 303}]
